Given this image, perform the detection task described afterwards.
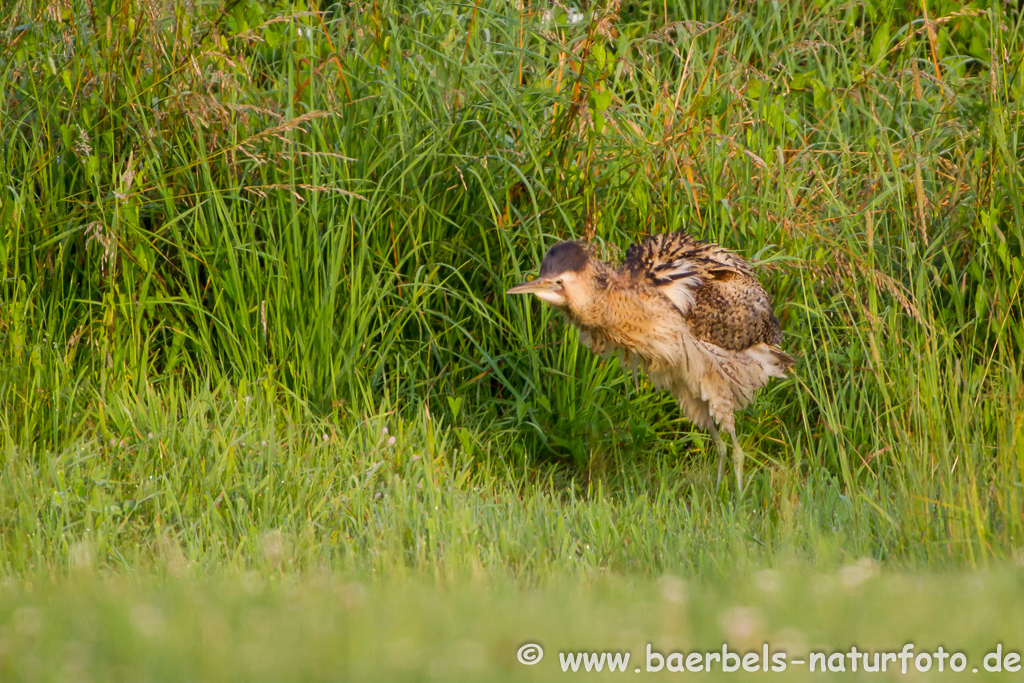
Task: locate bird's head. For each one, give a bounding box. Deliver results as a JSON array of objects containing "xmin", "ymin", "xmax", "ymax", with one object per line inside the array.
[{"xmin": 506, "ymin": 240, "xmax": 592, "ymax": 309}]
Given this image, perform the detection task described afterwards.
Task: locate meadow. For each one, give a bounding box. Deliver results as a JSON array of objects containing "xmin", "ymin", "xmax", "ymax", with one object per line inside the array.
[{"xmin": 1, "ymin": 0, "xmax": 1023, "ymax": 679}]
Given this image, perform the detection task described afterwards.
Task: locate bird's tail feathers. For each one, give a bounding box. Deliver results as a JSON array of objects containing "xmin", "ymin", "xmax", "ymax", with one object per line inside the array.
[
  {"xmin": 768, "ymin": 346, "xmax": 795, "ymax": 373},
  {"xmin": 745, "ymin": 344, "xmax": 795, "ymax": 381}
]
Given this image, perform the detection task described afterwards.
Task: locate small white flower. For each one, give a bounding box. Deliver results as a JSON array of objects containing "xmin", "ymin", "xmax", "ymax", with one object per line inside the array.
[
  {"xmin": 657, "ymin": 575, "xmax": 688, "ymax": 604},
  {"xmin": 839, "ymin": 558, "xmax": 879, "ymax": 590},
  {"xmin": 130, "ymin": 604, "xmax": 165, "ymax": 638},
  {"xmin": 754, "ymin": 569, "xmax": 781, "ymax": 594},
  {"xmin": 719, "ymin": 606, "xmax": 765, "ymax": 649}
]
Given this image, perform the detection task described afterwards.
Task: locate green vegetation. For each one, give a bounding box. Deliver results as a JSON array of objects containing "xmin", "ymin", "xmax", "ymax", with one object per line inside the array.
[
  {"xmin": 1, "ymin": 0, "xmax": 1023, "ymax": 678},
  {"xmin": 3, "ymin": 568, "xmax": 1024, "ymax": 681}
]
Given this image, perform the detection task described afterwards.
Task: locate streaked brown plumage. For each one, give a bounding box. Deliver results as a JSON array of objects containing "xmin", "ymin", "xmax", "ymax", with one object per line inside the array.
[{"xmin": 507, "ymin": 232, "xmax": 794, "ymax": 490}]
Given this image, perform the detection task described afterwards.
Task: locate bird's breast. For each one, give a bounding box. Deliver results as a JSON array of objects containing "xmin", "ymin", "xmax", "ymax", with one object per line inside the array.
[{"xmin": 577, "ymin": 291, "xmax": 687, "ymax": 362}]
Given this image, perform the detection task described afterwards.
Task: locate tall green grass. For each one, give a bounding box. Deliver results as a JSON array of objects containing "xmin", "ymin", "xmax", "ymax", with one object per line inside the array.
[{"xmin": 1, "ymin": 0, "xmax": 1023, "ymax": 576}]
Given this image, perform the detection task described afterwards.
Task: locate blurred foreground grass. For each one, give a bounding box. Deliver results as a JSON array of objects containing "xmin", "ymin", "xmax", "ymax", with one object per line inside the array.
[{"xmin": 3, "ymin": 567, "xmax": 1024, "ymax": 681}]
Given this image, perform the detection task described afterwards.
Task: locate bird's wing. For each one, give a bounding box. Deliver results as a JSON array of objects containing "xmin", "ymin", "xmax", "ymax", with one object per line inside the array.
[
  {"xmin": 624, "ymin": 232, "xmax": 753, "ymax": 314},
  {"xmin": 687, "ymin": 269, "xmax": 785, "ymax": 350},
  {"xmin": 624, "ymin": 232, "xmax": 781, "ymax": 351}
]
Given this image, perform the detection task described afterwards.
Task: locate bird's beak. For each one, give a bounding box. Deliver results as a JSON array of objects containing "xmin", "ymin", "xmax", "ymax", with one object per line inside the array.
[{"xmin": 506, "ymin": 278, "xmax": 560, "ymax": 295}]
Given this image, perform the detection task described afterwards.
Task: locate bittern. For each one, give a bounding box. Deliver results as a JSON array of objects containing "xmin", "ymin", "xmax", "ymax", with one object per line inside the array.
[{"xmin": 507, "ymin": 232, "xmax": 794, "ymax": 491}]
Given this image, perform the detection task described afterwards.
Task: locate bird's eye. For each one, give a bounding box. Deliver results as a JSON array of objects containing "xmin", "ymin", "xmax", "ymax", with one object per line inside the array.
[{"xmin": 555, "ymin": 279, "xmax": 563, "ymax": 286}]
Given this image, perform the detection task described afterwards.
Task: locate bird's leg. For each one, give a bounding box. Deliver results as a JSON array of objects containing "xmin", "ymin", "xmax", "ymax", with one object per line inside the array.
[
  {"xmin": 710, "ymin": 424, "xmax": 729, "ymax": 489},
  {"xmin": 728, "ymin": 429, "xmax": 745, "ymax": 492}
]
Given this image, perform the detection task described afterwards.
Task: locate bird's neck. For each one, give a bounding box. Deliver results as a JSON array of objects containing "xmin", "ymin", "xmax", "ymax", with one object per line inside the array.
[{"xmin": 567, "ymin": 266, "xmax": 643, "ymax": 331}]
